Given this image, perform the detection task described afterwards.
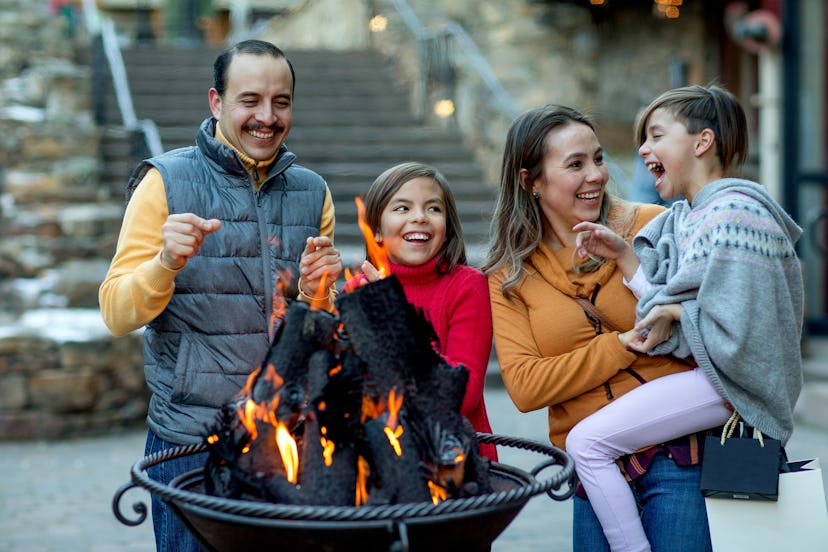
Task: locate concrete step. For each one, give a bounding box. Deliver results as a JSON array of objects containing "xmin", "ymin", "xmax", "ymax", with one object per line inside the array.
[
  {"xmin": 98, "ymin": 44, "xmax": 494, "ymax": 259},
  {"xmin": 120, "ymin": 47, "xmax": 390, "ymax": 73},
  {"xmin": 114, "ymin": 107, "xmax": 418, "ymax": 126},
  {"xmin": 104, "ymin": 92, "xmax": 412, "ymax": 111}
]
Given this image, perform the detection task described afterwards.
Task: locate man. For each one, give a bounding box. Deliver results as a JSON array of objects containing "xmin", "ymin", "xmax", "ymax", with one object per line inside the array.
[{"xmin": 99, "ymin": 40, "xmax": 342, "ymax": 551}]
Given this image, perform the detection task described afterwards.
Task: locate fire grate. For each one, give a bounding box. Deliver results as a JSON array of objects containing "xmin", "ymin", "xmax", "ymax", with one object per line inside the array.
[{"xmin": 113, "ymin": 433, "xmax": 576, "ymax": 552}]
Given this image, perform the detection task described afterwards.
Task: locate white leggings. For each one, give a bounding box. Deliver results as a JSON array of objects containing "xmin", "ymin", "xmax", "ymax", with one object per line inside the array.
[{"xmin": 566, "ymin": 367, "xmax": 732, "ymax": 552}]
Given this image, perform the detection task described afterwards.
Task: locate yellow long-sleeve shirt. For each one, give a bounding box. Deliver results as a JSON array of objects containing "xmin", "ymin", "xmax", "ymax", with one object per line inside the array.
[{"xmin": 99, "ymin": 124, "xmax": 335, "ymax": 336}]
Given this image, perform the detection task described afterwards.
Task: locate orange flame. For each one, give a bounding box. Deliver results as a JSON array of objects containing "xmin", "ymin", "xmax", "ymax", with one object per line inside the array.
[
  {"xmin": 355, "ymin": 197, "xmax": 391, "ymax": 277},
  {"xmin": 385, "ymin": 389, "xmax": 403, "ymax": 428},
  {"xmin": 360, "ymin": 395, "xmax": 380, "ymax": 424},
  {"xmin": 238, "ymin": 367, "xmax": 261, "ymax": 398},
  {"xmin": 384, "ymin": 425, "xmax": 403, "ymax": 456},
  {"xmin": 275, "ymin": 423, "xmax": 299, "ymax": 483},
  {"xmin": 234, "ymin": 363, "xmax": 300, "ymax": 481},
  {"xmin": 427, "ymin": 480, "xmax": 448, "ymax": 505},
  {"xmin": 238, "ymin": 398, "xmax": 259, "ymax": 440},
  {"xmin": 355, "ymin": 456, "xmax": 370, "ymax": 506},
  {"xmin": 266, "ymin": 235, "xmax": 292, "ymax": 336},
  {"xmin": 383, "ymin": 389, "xmax": 404, "ymax": 456},
  {"xmin": 320, "ymin": 425, "xmax": 335, "ymax": 467},
  {"xmin": 307, "ymin": 270, "xmax": 330, "ymax": 311}
]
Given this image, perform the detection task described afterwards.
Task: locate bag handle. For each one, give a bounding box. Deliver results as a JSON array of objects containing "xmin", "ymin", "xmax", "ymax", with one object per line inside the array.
[
  {"xmin": 574, "ymin": 297, "xmax": 623, "ymax": 333},
  {"xmin": 721, "ymin": 411, "xmax": 766, "ymax": 447}
]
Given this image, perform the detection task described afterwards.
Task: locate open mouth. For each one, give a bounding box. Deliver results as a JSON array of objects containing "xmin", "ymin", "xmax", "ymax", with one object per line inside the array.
[
  {"xmin": 403, "ymin": 232, "xmax": 431, "ymax": 243},
  {"xmin": 246, "ymin": 127, "xmax": 278, "ymax": 141},
  {"xmin": 646, "ymin": 161, "xmax": 665, "ymax": 180},
  {"xmin": 575, "ymin": 191, "xmax": 601, "ymax": 201}
]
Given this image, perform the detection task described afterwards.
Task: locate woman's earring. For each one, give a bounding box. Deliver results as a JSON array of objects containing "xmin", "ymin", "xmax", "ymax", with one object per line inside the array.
[{"xmin": 533, "ymin": 191, "xmax": 541, "ymax": 199}]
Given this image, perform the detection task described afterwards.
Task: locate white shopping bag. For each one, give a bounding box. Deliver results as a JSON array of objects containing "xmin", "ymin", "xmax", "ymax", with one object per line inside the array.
[{"xmin": 705, "ymin": 459, "xmax": 828, "ymax": 551}]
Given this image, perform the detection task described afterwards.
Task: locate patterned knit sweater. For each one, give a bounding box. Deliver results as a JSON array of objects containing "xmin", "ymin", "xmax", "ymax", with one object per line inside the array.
[{"xmin": 634, "ymin": 178, "xmax": 804, "ymax": 443}]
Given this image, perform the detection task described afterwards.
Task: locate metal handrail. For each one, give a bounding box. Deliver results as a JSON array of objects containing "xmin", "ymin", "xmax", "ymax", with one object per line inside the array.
[
  {"xmin": 389, "ymin": 0, "xmax": 521, "ymax": 120},
  {"xmin": 80, "ymin": 0, "xmax": 163, "ymax": 157}
]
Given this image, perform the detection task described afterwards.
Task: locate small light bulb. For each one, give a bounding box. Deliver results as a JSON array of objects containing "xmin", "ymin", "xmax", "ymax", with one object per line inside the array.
[
  {"xmin": 433, "ymin": 99, "xmax": 455, "ymax": 118},
  {"xmin": 369, "ymin": 15, "xmax": 388, "ymax": 33}
]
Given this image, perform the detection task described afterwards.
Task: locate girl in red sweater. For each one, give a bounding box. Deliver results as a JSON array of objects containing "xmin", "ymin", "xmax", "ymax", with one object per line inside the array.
[{"xmin": 345, "ymin": 162, "xmax": 497, "ymax": 461}]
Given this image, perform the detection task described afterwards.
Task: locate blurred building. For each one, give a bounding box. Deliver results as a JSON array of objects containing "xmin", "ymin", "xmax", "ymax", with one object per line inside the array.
[{"xmin": 20, "ymin": 0, "xmax": 828, "ymax": 332}]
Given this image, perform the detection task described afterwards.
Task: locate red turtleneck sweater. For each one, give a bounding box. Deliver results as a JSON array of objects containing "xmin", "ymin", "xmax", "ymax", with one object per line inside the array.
[{"xmin": 383, "ymin": 258, "xmax": 497, "ymax": 461}]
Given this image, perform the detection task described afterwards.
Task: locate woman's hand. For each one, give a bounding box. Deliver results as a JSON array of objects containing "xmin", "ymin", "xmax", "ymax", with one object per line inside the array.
[
  {"xmin": 573, "ymin": 221, "xmax": 639, "ymax": 279},
  {"xmin": 623, "ymin": 303, "xmax": 682, "ymax": 353},
  {"xmin": 573, "ymin": 221, "xmax": 628, "ymax": 259}
]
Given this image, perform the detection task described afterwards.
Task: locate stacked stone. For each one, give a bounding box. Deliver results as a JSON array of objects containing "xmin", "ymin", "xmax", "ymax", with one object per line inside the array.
[
  {"xmin": 0, "ymin": 311, "xmax": 147, "ymax": 440},
  {"xmin": 0, "ymin": 1, "xmax": 146, "ymax": 440}
]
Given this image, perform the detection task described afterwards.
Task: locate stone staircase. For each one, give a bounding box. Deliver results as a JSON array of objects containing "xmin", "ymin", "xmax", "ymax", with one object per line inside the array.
[{"xmin": 98, "ymin": 45, "xmax": 496, "ymax": 267}]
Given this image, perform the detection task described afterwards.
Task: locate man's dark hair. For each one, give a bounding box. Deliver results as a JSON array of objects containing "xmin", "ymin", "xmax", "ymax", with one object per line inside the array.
[{"xmin": 213, "ymin": 39, "xmax": 295, "ymax": 97}]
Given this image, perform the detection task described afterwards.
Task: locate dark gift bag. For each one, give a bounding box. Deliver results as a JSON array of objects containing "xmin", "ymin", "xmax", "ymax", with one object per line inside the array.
[{"xmin": 700, "ymin": 413, "xmax": 783, "ymax": 501}]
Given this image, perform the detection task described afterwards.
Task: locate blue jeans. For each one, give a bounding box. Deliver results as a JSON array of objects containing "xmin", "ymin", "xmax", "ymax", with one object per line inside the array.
[
  {"xmin": 145, "ymin": 428, "xmax": 209, "ymax": 552},
  {"xmin": 572, "ymin": 453, "xmax": 712, "ymax": 552}
]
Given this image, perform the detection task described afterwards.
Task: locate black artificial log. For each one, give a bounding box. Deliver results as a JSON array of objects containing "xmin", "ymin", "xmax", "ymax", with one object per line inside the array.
[
  {"xmin": 337, "ymin": 276, "xmax": 441, "ymax": 397},
  {"xmin": 252, "ymin": 300, "xmax": 338, "ymax": 416},
  {"xmin": 297, "ymin": 349, "xmax": 360, "ymax": 506},
  {"xmin": 362, "ymin": 413, "xmax": 432, "ymax": 505}
]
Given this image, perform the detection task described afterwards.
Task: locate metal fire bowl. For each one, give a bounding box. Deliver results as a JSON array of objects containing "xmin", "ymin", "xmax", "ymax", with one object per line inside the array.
[{"xmin": 113, "ymin": 433, "xmax": 576, "ymax": 552}]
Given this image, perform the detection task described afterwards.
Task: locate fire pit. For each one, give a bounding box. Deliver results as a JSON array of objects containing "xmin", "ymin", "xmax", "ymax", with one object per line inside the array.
[
  {"xmin": 113, "ymin": 274, "xmax": 576, "ymax": 550},
  {"xmin": 113, "ymin": 433, "xmax": 575, "ymax": 552}
]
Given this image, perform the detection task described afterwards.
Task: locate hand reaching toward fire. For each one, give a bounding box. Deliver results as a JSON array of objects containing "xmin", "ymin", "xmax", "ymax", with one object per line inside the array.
[
  {"xmin": 159, "ymin": 213, "xmax": 222, "ymax": 270},
  {"xmin": 341, "ymin": 260, "xmax": 383, "ymax": 292},
  {"xmin": 359, "ymin": 260, "xmax": 383, "ymax": 282},
  {"xmin": 299, "ymin": 236, "xmax": 342, "ymax": 300}
]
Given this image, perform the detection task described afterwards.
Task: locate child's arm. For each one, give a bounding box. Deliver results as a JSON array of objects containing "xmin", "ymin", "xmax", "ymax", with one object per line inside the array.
[
  {"xmin": 573, "ymin": 221, "xmax": 639, "ymax": 281},
  {"xmin": 622, "ymin": 303, "xmax": 682, "ymax": 353}
]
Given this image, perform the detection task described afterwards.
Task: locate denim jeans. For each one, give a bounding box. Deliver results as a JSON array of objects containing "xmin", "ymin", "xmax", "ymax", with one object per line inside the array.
[
  {"xmin": 145, "ymin": 428, "xmax": 209, "ymax": 552},
  {"xmin": 572, "ymin": 453, "xmax": 712, "ymax": 552}
]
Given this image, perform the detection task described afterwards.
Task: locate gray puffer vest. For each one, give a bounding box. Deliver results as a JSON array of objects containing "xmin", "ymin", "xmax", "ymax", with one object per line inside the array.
[{"xmin": 128, "ymin": 118, "xmax": 326, "ymax": 444}]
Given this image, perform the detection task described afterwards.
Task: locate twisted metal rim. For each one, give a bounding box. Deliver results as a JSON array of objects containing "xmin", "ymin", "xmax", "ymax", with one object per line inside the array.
[{"xmin": 114, "ymin": 432, "xmax": 575, "ymax": 525}]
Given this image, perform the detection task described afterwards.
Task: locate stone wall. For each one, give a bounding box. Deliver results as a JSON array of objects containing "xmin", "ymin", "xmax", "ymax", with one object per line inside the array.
[
  {"xmin": 0, "ymin": 0, "xmax": 148, "ymax": 440},
  {"xmin": 357, "ymin": 0, "xmax": 717, "ymax": 184},
  {"xmin": 0, "ymin": 311, "xmax": 146, "ymax": 440}
]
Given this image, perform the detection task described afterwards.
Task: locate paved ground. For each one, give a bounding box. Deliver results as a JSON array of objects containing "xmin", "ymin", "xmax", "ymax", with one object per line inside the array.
[{"xmin": 1, "ymin": 377, "xmax": 827, "ymax": 551}]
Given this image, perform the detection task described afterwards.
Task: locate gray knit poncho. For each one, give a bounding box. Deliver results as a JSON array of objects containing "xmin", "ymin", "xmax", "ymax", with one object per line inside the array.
[{"xmin": 634, "ymin": 178, "xmax": 804, "ymax": 444}]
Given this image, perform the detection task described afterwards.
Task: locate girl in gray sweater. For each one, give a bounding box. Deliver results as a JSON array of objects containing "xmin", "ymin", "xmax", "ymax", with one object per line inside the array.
[{"xmin": 567, "ymin": 84, "xmax": 803, "ymax": 552}]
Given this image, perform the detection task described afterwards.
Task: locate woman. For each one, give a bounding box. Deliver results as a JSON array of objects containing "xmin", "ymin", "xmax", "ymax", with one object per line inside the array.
[{"xmin": 483, "ymin": 104, "xmax": 715, "ymax": 551}]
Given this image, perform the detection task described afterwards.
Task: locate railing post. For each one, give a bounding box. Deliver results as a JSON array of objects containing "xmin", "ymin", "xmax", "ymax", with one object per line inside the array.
[
  {"xmin": 90, "ymin": 32, "xmax": 108, "ymax": 126},
  {"xmin": 135, "ymin": 1, "xmax": 155, "ymax": 44},
  {"xmin": 424, "ymin": 31, "xmax": 456, "ymax": 112}
]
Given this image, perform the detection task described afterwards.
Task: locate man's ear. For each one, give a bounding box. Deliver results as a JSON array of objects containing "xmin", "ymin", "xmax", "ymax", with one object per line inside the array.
[
  {"xmin": 208, "ymin": 88, "xmax": 222, "ymax": 120},
  {"xmin": 695, "ymin": 128, "xmax": 716, "ymax": 157}
]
